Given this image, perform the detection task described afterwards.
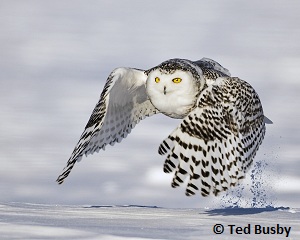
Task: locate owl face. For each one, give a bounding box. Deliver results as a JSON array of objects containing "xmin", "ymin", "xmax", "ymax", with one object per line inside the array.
[{"xmin": 146, "ymin": 69, "xmax": 199, "ymax": 119}]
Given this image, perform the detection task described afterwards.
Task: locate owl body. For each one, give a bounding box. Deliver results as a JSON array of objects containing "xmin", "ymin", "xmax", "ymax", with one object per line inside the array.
[{"xmin": 57, "ymin": 57, "xmax": 268, "ymax": 198}]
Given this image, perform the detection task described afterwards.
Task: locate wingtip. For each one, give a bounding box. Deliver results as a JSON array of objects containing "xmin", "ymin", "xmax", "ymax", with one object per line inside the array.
[
  {"xmin": 264, "ymin": 116, "xmax": 273, "ymax": 124},
  {"xmin": 56, "ymin": 176, "xmax": 64, "ymax": 185}
]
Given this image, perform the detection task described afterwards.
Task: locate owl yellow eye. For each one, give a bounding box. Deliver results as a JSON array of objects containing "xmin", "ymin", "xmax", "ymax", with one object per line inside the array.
[
  {"xmin": 155, "ymin": 77, "xmax": 160, "ymax": 83},
  {"xmin": 172, "ymin": 78, "xmax": 182, "ymax": 84}
]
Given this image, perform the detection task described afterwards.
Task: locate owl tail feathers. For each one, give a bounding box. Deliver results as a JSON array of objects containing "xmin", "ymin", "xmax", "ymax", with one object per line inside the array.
[{"xmin": 264, "ymin": 116, "xmax": 273, "ymax": 124}]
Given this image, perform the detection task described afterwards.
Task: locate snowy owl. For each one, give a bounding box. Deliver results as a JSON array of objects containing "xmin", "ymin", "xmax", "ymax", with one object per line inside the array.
[{"xmin": 57, "ymin": 58, "xmax": 269, "ymax": 197}]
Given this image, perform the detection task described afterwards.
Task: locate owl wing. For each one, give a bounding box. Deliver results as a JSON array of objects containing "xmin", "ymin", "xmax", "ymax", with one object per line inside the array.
[
  {"xmin": 56, "ymin": 68, "xmax": 158, "ymax": 184},
  {"xmin": 193, "ymin": 58, "xmax": 231, "ymax": 76},
  {"xmin": 158, "ymin": 77, "xmax": 265, "ymax": 196}
]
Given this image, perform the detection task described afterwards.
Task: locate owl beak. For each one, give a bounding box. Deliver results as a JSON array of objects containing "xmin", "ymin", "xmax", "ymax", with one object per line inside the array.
[{"xmin": 163, "ymin": 86, "xmax": 167, "ymax": 95}]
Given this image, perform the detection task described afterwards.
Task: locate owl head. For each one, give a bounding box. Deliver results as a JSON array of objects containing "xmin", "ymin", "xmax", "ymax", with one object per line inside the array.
[{"xmin": 145, "ymin": 59, "xmax": 203, "ymax": 119}]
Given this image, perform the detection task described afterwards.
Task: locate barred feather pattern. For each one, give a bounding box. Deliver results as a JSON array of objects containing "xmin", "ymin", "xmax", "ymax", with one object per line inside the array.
[
  {"xmin": 56, "ymin": 68, "xmax": 158, "ymax": 184},
  {"xmin": 158, "ymin": 76, "xmax": 266, "ymax": 196}
]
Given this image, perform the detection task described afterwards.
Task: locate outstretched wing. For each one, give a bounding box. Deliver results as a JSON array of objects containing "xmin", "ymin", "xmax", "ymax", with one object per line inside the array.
[
  {"xmin": 158, "ymin": 77, "xmax": 265, "ymax": 196},
  {"xmin": 57, "ymin": 68, "xmax": 158, "ymax": 184}
]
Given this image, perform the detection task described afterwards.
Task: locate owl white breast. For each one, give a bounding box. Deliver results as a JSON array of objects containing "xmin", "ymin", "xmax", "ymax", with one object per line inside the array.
[{"xmin": 146, "ymin": 59, "xmax": 203, "ymax": 119}]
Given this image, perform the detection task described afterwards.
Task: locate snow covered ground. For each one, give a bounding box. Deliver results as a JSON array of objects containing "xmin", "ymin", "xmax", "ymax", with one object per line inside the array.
[
  {"xmin": 0, "ymin": 203, "xmax": 299, "ymax": 239},
  {"xmin": 0, "ymin": 0, "xmax": 299, "ymax": 239}
]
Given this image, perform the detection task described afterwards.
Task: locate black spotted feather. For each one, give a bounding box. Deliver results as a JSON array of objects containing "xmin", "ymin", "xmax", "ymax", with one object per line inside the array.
[{"xmin": 159, "ymin": 76, "xmax": 265, "ymax": 196}]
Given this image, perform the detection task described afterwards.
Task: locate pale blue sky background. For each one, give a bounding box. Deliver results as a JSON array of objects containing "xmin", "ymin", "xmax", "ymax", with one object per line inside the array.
[{"xmin": 1, "ymin": 0, "xmax": 299, "ymax": 208}]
